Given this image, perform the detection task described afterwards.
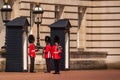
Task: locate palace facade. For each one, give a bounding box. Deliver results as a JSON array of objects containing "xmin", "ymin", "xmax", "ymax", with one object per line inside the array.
[{"xmin": 0, "ymin": 0, "xmax": 120, "ymax": 70}]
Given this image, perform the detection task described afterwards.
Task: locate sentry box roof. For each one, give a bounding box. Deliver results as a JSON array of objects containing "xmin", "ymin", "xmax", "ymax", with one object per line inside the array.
[
  {"xmin": 5, "ymin": 17, "xmax": 29, "ymax": 27},
  {"xmin": 49, "ymin": 19, "xmax": 71, "ymax": 29}
]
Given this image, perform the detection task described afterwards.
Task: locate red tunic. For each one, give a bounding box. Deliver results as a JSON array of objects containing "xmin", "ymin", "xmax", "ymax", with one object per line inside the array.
[
  {"xmin": 51, "ymin": 45, "xmax": 62, "ymax": 59},
  {"xmin": 29, "ymin": 43, "xmax": 36, "ymax": 58},
  {"xmin": 43, "ymin": 44, "xmax": 51, "ymax": 58}
]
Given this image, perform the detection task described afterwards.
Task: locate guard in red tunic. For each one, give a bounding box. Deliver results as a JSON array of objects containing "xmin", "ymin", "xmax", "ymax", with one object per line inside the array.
[
  {"xmin": 51, "ymin": 36, "xmax": 62, "ymax": 74},
  {"xmin": 43, "ymin": 36, "xmax": 52, "ymax": 73},
  {"xmin": 28, "ymin": 35, "xmax": 36, "ymax": 73}
]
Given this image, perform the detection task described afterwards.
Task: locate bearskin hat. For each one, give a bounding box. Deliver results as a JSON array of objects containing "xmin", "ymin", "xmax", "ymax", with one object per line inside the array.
[
  {"xmin": 45, "ymin": 36, "xmax": 51, "ymax": 43},
  {"xmin": 28, "ymin": 35, "xmax": 35, "ymax": 43},
  {"xmin": 54, "ymin": 35, "xmax": 60, "ymax": 43}
]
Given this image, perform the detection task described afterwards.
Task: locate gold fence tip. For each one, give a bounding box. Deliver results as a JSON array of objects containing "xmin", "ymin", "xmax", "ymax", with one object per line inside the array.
[
  {"xmin": 3, "ymin": 0, "xmax": 9, "ymax": 3},
  {"xmin": 35, "ymin": 2, "xmax": 40, "ymax": 6}
]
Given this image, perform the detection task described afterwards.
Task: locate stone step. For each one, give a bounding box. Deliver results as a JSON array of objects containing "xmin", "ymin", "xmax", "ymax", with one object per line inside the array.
[
  {"xmin": 70, "ymin": 51, "xmax": 107, "ymax": 58},
  {"xmin": 0, "ymin": 58, "xmax": 6, "ymax": 72},
  {"xmin": 70, "ymin": 51, "xmax": 108, "ymax": 70},
  {"xmin": 70, "ymin": 59, "xmax": 107, "ymax": 70},
  {"xmin": 0, "ymin": 50, "xmax": 6, "ymax": 58}
]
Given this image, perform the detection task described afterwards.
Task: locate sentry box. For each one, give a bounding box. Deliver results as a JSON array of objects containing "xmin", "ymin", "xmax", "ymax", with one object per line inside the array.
[
  {"xmin": 49, "ymin": 19, "xmax": 71, "ymax": 70},
  {"xmin": 5, "ymin": 17, "xmax": 29, "ymax": 72}
]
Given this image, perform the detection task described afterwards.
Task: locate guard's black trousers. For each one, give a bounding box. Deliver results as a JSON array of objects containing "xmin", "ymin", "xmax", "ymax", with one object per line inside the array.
[
  {"xmin": 54, "ymin": 59, "xmax": 60, "ymax": 73},
  {"xmin": 46, "ymin": 58, "xmax": 51, "ymax": 72},
  {"xmin": 30, "ymin": 57, "xmax": 35, "ymax": 72}
]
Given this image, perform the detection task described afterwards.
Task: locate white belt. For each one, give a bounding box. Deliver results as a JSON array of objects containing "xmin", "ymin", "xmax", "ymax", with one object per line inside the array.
[{"xmin": 54, "ymin": 52, "xmax": 58, "ymax": 54}]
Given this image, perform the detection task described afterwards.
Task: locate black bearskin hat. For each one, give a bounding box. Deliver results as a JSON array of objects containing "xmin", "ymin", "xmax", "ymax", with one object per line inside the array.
[
  {"xmin": 28, "ymin": 35, "xmax": 35, "ymax": 43},
  {"xmin": 45, "ymin": 36, "xmax": 51, "ymax": 43},
  {"xmin": 54, "ymin": 35, "xmax": 60, "ymax": 44}
]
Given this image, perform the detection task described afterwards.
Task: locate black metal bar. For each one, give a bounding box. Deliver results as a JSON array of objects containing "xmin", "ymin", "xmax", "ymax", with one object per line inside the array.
[{"xmin": 36, "ymin": 21, "xmax": 41, "ymax": 49}]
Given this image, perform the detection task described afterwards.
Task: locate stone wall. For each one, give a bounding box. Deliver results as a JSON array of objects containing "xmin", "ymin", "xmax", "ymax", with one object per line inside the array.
[
  {"xmin": 85, "ymin": 0, "xmax": 120, "ymax": 68},
  {"xmin": 19, "ymin": 0, "xmax": 87, "ymax": 52},
  {"xmin": 0, "ymin": 1, "xmax": 5, "ymax": 49}
]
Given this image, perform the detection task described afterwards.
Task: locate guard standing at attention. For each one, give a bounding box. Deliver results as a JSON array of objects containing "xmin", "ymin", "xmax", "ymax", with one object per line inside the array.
[
  {"xmin": 28, "ymin": 35, "xmax": 37, "ymax": 73},
  {"xmin": 51, "ymin": 36, "xmax": 62, "ymax": 74},
  {"xmin": 43, "ymin": 36, "xmax": 52, "ymax": 73}
]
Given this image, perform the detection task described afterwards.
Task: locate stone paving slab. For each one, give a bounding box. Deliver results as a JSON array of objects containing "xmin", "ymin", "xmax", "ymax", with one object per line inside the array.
[{"xmin": 0, "ymin": 70, "xmax": 120, "ymax": 80}]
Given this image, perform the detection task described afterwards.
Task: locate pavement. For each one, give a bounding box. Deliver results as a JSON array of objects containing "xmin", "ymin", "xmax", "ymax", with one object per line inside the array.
[{"xmin": 0, "ymin": 70, "xmax": 120, "ymax": 80}]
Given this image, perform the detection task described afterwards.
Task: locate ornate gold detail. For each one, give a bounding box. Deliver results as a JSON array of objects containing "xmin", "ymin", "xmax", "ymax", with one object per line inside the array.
[
  {"xmin": 35, "ymin": 2, "xmax": 40, "ymax": 6},
  {"xmin": 3, "ymin": 0, "xmax": 9, "ymax": 3}
]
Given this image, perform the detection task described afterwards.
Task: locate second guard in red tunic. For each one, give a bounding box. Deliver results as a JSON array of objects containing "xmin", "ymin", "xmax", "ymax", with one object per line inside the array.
[{"xmin": 43, "ymin": 36, "xmax": 52, "ymax": 73}]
